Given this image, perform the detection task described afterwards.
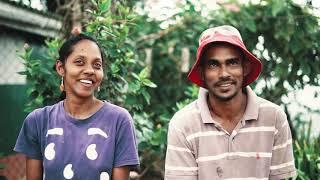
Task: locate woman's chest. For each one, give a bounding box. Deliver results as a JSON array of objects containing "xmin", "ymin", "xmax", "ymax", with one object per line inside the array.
[{"xmin": 41, "ymin": 123, "xmax": 116, "ymax": 179}]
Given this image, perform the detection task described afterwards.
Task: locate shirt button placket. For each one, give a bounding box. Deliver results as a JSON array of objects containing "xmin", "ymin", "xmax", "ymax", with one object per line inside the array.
[{"xmin": 227, "ymin": 131, "xmax": 237, "ymax": 160}]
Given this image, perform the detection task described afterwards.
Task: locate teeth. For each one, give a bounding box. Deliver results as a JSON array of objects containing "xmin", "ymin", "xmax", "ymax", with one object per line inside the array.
[
  {"xmin": 80, "ymin": 80, "xmax": 93, "ymax": 84},
  {"xmin": 220, "ymin": 83, "xmax": 231, "ymax": 86}
]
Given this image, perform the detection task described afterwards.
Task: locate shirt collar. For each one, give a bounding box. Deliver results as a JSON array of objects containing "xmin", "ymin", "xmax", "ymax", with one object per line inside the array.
[{"xmin": 197, "ymin": 86, "xmax": 259, "ymax": 124}]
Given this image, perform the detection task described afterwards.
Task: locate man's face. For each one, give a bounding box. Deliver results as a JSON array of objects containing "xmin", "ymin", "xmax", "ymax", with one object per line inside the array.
[{"xmin": 202, "ymin": 43, "xmax": 248, "ymax": 101}]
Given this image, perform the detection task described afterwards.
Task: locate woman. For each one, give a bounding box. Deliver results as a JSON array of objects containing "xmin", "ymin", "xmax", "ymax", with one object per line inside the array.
[{"xmin": 14, "ymin": 34, "xmax": 139, "ymax": 180}]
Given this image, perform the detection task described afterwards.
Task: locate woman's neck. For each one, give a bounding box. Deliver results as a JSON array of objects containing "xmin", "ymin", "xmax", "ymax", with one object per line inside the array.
[{"xmin": 63, "ymin": 96, "xmax": 102, "ymax": 120}]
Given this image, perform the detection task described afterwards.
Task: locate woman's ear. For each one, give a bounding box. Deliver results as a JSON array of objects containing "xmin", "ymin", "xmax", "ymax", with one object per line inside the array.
[{"xmin": 56, "ymin": 60, "xmax": 65, "ymax": 77}]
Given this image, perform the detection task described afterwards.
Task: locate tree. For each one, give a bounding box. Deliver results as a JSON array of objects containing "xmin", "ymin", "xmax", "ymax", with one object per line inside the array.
[
  {"xmin": 20, "ymin": 1, "xmax": 158, "ymax": 179},
  {"xmin": 131, "ymin": 0, "xmax": 320, "ymax": 178},
  {"xmin": 20, "ymin": 0, "xmax": 320, "ymax": 179}
]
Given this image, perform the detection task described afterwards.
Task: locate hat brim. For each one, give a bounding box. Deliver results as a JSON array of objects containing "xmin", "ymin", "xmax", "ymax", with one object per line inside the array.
[{"xmin": 188, "ymin": 33, "xmax": 262, "ymax": 88}]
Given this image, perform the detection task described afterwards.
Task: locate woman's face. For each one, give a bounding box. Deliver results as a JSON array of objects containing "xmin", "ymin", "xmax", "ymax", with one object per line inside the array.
[{"xmin": 56, "ymin": 39, "xmax": 104, "ymax": 99}]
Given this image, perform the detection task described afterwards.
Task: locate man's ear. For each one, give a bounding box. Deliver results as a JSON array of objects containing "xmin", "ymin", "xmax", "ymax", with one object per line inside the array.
[
  {"xmin": 198, "ymin": 66, "xmax": 205, "ymax": 81},
  {"xmin": 243, "ymin": 60, "xmax": 251, "ymax": 77},
  {"xmin": 56, "ymin": 60, "xmax": 65, "ymax": 77}
]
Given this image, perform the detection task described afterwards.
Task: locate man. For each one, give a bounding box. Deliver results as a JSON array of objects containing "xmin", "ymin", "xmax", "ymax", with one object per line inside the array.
[{"xmin": 165, "ymin": 25, "xmax": 296, "ymax": 180}]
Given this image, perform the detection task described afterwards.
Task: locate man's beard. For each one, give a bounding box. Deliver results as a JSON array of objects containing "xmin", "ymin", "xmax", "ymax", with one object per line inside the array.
[
  {"xmin": 210, "ymin": 89, "xmax": 238, "ymax": 101},
  {"xmin": 206, "ymin": 78, "xmax": 239, "ymax": 101}
]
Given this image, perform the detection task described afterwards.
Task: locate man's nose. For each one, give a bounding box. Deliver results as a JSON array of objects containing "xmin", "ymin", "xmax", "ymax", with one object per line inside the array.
[{"xmin": 219, "ymin": 65, "xmax": 231, "ymax": 78}]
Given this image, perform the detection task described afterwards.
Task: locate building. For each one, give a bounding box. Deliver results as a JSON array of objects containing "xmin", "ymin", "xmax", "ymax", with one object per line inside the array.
[{"xmin": 0, "ymin": 0, "xmax": 62, "ymax": 179}]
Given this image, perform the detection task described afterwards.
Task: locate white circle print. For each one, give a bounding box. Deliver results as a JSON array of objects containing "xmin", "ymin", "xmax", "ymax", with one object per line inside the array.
[
  {"xmin": 44, "ymin": 143, "xmax": 55, "ymax": 160},
  {"xmin": 86, "ymin": 144, "xmax": 98, "ymax": 160},
  {"xmin": 63, "ymin": 164, "xmax": 74, "ymax": 179},
  {"xmin": 100, "ymin": 172, "xmax": 110, "ymax": 180}
]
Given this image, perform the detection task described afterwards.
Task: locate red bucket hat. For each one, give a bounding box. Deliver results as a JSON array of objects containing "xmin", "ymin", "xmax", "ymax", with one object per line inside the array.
[{"xmin": 188, "ymin": 25, "xmax": 262, "ymax": 88}]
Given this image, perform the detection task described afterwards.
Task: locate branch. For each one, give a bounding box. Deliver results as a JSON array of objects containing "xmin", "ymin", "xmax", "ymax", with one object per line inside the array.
[
  {"xmin": 136, "ymin": 16, "xmax": 189, "ymax": 43},
  {"xmin": 137, "ymin": 158, "xmax": 163, "ymax": 179},
  {"xmin": 55, "ymin": 0, "xmax": 77, "ymax": 13}
]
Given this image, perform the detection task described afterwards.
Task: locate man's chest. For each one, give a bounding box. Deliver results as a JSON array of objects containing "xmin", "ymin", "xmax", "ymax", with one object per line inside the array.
[{"xmin": 192, "ymin": 124, "xmax": 276, "ymax": 179}]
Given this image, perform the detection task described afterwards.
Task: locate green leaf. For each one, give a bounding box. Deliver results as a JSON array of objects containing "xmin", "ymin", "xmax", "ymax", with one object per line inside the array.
[
  {"xmin": 271, "ymin": 0, "xmax": 283, "ymax": 17},
  {"xmin": 110, "ymin": 64, "xmax": 120, "ymax": 74},
  {"xmin": 96, "ymin": 16, "xmax": 105, "ymax": 22},
  {"xmin": 125, "ymin": 95, "xmax": 137, "ymax": 105},
  {"xmin": 290, "ymin": 38, "xmax": 302, "ymax": 54},
  {"xmin": 85, "ymin": 9, "xmax": 94, "ymax": 14},
  {"xmin": 99, "ymin": 0, "xmax": 111, "ymax": 13},
  {"xmin": 25, "ymin": 48, "xmax": 33, "ymax": 60},
  {"xmin": 40, "ymin": 68, "xmax": 52, "ymax": 75},
  {"xmin": 301, "ymin": 63, "xmax": 311, "ymax": 75},
  {"xmin": 131, "ymin": 73, "xmax": 140, "ymax": 80},
  {"xmin": 17, "ymin": 71, "xmax": 27, "ymax": 75},
  {"xmin": 138, "ymin": 141, "xmax": 149, "ymax": 150},
  {"xmin": 245, "ymin": 18, "xmax": 256, "ymax": 32},
  {"xmin": 128, "ymin": 81, "xmax": 141, "ymax": 92},
  {"xmin": 139, "ymin": 67, "xmax": 149, "ymax": 79},
  {"xmin": 35, "ymin": 95, "xmax": 44, "ymax": 105},
  {"xmin": 123, "ymin": 26, "xmax": 129, "ymax": 35},
  {"xmin": 90, "ymin": 0, "xmax": 98, "ymax": 7},
  {"xmin": 141, "ymin": 79, "xmax": 157, "ymax": 88},
  {"xmin": 142, "ymin": 90, "xmax": 151, "ymax": 104},
  {"xmin": 142, "ymin": 128, "xmax": 153, "ymax": 139},
  {"xmin": 125, "ymin": 58, "xmax": 136, "ymax": 64},
  {"xmin": 150, "ymin": 138, "xmax": 160, "ymax": 146}
]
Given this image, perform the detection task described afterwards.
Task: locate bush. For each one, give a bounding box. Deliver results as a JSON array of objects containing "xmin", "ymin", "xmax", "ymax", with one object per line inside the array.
[
  {"xmin": 19, "ymin": 0, "xmax": 320, "ymax": 179},
  {"xmin": 19, "ymin": 0, "xmax": 158, "ymax": 178},
  {"xmin": 293, "ymin": 114, "xmax": 320, "ymax": 179}
]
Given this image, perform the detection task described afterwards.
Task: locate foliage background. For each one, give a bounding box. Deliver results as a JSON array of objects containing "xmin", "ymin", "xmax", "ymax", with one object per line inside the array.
[{"xmin": 19, "ymin": 0, "xmax": 320, "ymax": 179}]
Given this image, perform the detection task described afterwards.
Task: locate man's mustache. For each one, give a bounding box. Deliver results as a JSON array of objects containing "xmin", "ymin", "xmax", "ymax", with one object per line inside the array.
[{"xmin": 215, "ymin": 78, "xmax": 236, "ymax": 86}]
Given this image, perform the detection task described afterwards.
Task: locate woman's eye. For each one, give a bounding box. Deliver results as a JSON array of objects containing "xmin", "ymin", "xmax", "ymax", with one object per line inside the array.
[{"xmin": 94, "ymin": 63, "xmax": 102, "ymax": 69}]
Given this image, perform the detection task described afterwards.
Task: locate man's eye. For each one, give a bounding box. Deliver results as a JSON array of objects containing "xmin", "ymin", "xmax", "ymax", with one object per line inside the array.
[
  {"xmin": 207, "ymin": 61, "xmax": 219, "ymax": 68},
  {"xmin": 75, "ymin": 59, "xmax": 84, "ymax": 65},
  {"xmin": 229, "ymin": 59, "xmax": 240, "ymax": 66}
]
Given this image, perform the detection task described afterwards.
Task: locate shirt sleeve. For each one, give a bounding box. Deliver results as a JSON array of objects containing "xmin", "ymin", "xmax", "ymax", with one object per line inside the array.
[
  {"xmin": 165, "ymin": 120, "xmax": 198, "ymax": 180},
  {"xmin": 269, "ymin": 109, "xmax": 296, "ymax": 180},
  {"xmin": 14, "ymin": 110, "xmax": 42, "ymax": 160},
  {"xmin": 113, "ymin": 111, "xmax": 139, "ymax": 168}
]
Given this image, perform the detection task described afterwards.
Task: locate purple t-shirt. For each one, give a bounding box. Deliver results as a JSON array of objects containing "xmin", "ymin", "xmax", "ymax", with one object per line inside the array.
[{"xmin": 14, "ymin": 101, "xmax": 139, "ymax": 180}]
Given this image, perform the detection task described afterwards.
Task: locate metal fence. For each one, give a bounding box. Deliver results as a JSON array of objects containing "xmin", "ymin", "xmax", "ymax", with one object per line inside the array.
[
  {"xmin": 0, "ymin": 28, "xmax": 29, "ymax": 180},
  {"xmin": 0, "ymin": 28, "xmax": 26, "ymax": 85}
]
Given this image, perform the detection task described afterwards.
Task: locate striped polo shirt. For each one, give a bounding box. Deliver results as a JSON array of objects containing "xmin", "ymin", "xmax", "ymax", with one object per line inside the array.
[{"xmin": 165, "ymin": 87, "xmax": 296, "ymax": 180}]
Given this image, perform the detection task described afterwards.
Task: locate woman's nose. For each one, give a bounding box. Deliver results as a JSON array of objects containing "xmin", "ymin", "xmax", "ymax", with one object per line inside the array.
[{"xmin": 83, "ymin": 65, "xmax": 95, "ymax": 74}]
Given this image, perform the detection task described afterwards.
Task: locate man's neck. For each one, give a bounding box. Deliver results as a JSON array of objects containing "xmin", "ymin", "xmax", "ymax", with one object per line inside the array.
[{"xmin": 208, "ymin": 91, "xmax": 247, "ymax": 123}]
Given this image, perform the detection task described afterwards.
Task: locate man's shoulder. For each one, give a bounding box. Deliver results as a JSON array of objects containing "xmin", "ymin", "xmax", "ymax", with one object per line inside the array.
[
  {"xmin": 256, "ymin": 96, "xmax": 287, "ymax": 124},
  {"xmin": 169, "ymin": 100, "xmax": 201, "ymax": 129},
  {"xmin": 257, "ymin": 96, "xmax": 283, "ymax": 111}
]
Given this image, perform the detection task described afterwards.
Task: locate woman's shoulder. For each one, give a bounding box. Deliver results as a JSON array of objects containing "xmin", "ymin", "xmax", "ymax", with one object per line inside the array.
[
  {"xmin": 25, "ymin": 101, "xmax": 62, "ymax": 122},
  {"xmin": 103, "ymin": 101, "xmax": 129, "ymax": 113},
  {"xmin": 102, "ymin": 101, "xmax": 132, "ymax": 121},
  {"xmin": 33, "ymin": 101, "xmax": 62, "ymax": 114}
]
